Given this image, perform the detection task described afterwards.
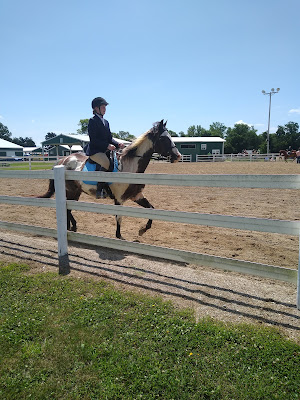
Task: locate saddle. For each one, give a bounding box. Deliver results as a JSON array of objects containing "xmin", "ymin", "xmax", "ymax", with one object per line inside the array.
[{"xmin": 82, "ymin": 151, "xmax": 118, "ymax": 185}]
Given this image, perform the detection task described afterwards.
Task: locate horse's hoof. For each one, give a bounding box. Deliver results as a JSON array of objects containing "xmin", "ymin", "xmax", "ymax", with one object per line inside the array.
[
  {"xmin": 117, "ymin": 235, "xmax": 125, "ymax": 240},
  {"xmin": 133, "ymin": 239, "xmax": 140, "ymax": 243},
  {"xmin": 139, "ymin": 228, "xmax": 146, "ymax": 236}
]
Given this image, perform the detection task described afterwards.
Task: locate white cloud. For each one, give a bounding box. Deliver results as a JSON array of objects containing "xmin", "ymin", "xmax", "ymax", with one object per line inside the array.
[
  {"xmin": 288, "ymin": 108, "xmax": 300, "ymax": 114},
  {"xmin": 235, "ymin": 120, "xmax": 253, "ymax": 127}
]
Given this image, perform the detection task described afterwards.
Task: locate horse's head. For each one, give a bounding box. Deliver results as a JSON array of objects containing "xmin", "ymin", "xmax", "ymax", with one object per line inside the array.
[{"xmin": 151, "ymin": 120, "xmax": 181, "ymax": 163}]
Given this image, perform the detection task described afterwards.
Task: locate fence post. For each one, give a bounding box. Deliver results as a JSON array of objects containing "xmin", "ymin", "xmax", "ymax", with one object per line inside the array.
[{"xmin": 54, "ymin": 165, "xmax": 70, "ymax": 274}]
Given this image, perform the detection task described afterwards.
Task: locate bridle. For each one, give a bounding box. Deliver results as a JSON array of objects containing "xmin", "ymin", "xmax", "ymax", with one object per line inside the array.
[
  {"xmin": 157, "ymin": 129, "xmax": 178, "ymax": 152},
  {"xmin": 118, "ymin": 127, "xmax": 177, "ymax": 162}
]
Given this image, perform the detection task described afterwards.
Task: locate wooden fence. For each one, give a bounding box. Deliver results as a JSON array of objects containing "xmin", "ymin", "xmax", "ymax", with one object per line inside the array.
[{"xmin": 0, "ymin": 167, "xmax": 299, "ymax": 309}]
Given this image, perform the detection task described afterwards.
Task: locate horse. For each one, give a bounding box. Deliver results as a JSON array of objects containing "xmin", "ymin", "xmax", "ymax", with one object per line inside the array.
[
  {"xmin": 279, "ymin": 150, "xmax": 297, "ymax": 161},
  {"xmin": 38, "ymin": 120, "xmax": 181, "ymax": 240}
]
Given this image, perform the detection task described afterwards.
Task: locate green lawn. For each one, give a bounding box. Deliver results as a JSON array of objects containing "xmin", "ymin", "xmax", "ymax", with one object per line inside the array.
[
  {"xmin": 0, "ymin": 162, "xmax": 55, "ymax": 171},
  {"xmin": 0, "ymin": 263, "xmax": 299, "ymax": 400}
]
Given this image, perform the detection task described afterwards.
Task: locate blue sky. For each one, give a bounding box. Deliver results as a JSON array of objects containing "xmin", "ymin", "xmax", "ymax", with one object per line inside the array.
[{"xmin": 1, "ymin": 0, "xmax": 300, "ymax": 146}]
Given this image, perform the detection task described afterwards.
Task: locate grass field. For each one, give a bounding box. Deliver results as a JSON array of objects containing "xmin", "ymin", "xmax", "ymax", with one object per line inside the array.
[
  {"xmin": 0, "ymin": 263, "xmax": 299, "ymax": 400},
  {"xmin": 0, "ymin": 162, "xmax": 55, "ymax": 171}
]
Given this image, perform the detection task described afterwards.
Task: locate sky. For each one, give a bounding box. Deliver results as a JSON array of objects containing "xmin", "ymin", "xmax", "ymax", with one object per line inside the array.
[{"xmin": 1, "ymin": 0, "xmax": 300, "ymax": 146}]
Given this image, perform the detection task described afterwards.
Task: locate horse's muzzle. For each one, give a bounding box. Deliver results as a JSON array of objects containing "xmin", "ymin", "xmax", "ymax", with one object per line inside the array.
[{"xmin": 170, "ymin": 150, "xmax": 182, "ymax": 163}]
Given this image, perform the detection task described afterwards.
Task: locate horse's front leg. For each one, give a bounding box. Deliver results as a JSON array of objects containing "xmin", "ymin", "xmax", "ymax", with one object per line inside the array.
[
  {"xmin": 134, "ymin": 197, "xmax": 154, "ymax": 236},
  {"xmin": 114, "ymin": 199, "xmax": 124, "ymax": 240}
]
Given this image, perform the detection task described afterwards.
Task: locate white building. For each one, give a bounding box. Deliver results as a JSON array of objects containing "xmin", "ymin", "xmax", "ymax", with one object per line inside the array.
[{"xmin": 0, "ymin": 138, "xmax": 23, "ymax": 159}]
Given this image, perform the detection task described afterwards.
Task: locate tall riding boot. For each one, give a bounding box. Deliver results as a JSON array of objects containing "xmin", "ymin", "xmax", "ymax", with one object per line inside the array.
[{"xmin": 95, "ymin": 165, "xmax": 107, "ymax": 199}]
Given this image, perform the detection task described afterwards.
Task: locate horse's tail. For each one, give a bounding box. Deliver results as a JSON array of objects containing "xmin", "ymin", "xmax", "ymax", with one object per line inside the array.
[{"xmin": 37, "ymin": 179, "xmax": 55, "ymax": 198}]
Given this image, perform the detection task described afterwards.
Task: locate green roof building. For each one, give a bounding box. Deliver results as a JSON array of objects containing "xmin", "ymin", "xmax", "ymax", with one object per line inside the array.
[{"xmin": 172, "ymin": 137, "xmax": 225, "ymax": 161}]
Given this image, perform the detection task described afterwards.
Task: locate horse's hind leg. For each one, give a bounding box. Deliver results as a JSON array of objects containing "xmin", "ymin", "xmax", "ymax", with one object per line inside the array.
[
  {"xmin": 134, "ymin": 197, "xmax": 154, "ymax": 236},
  {"xmin": 67, "ymin": 210, "xmax": 77, "ymax": 232},
  {"xmin": 65, "ymin": 181, "xmax": 81, "ymax": 232}
]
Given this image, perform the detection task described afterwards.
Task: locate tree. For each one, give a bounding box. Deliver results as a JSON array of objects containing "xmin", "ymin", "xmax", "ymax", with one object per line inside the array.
[
  {"xmin": 168, "ymin": 130, "xmax": 178, "ymax": 137},
  {"xmin": 187, "ymin": 125, "xmax": 196, "ymax": 136},
  {"xmin": 208, "ymin": 122, "xmax": 227, "ymax": 138},
  {"xmin": 187, "ymin": 125, "xmax": 207, "ymax": 137},
  {"xmin": 257, "ymin": 131, "xmax": 268, "ymax": 153},
  {"xmin": 12, "ymin": 137, "xmax": 36, "ymax": 147},
  {"xmin": 112, "ymin": 131, "xmax": 136, "ymax": 142},
  {"xmin": 45, "ymin": 132, "xmax": 57, "ymax": 141},
  {"xmin": 77, "ymin": 119, "xmax": 89, "ymax": 135},
  {"xmin": 178, "ymin": 131, "xmax": 186, "ymax": 137},
  {"xmin": 258, "ymin": 121, "xmax": 300, "ymax": 153},
  {"xmin": 224, "ymin": 123, "xmax": 259, "ymax": 153},
  {"xmin": 0, "ymin": 122, "xmax": 12, "ymax": 142},
  {"xmin": 274, "ymin": 122, "xmax": 300, "ymax": 151}
]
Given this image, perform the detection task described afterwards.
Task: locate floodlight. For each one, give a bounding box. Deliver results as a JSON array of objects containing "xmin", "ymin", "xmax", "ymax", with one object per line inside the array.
[{"xmin": 261, "ymin": 86, "xmax": 280, "ymax": 157}]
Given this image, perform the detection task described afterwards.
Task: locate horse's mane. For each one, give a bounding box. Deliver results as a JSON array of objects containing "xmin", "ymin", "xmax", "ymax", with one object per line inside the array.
[
  {"xmin": 121, "ymin": 131, "xmax": 150, "ymax": 156},
  {"xmin": 121, "ymin": 122, "xmax": 160, "ymax": 159}
]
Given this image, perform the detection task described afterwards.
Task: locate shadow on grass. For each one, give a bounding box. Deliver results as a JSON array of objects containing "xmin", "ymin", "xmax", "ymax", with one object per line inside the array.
[{"xmin": 0, "ymin": 237, "xmax": 299, "ymax": 335}]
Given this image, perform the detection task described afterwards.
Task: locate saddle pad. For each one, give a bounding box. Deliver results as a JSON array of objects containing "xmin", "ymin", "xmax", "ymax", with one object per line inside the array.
[
  {"xmin": 82, "ymin": 157, "xmax": 119, "ymax": 185},
  {"xmin": 82, "ymin": 161, "xmax": 97, "ymax": 185}
]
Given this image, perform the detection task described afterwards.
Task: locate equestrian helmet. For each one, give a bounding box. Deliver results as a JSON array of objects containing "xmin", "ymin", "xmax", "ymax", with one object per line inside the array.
[{"xmin": 91, "ymin": 97, "xmax": 109, "ymax": 108}]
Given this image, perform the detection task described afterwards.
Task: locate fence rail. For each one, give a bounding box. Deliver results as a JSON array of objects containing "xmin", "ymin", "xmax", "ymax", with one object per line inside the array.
[
  {"xmin": 1, "ymin": 169, "xmax": 300, "ymax": 189},
  {"xmin": 0, "ymin": 152, "xmax": 290, "ymax": 170},
  {"xmin": 1, "ymin": 195, "xmax": 300, "ymax": 237},
  {"xmin": 0, "ymin": 168, "xmax": 299, "ymax": 308}
]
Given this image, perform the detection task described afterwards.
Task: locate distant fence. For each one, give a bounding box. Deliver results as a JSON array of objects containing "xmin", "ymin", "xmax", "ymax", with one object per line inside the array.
[
  {"xmin": 0, "ymin": 152, "xmax": 290, "ymax": 170},
  {"xmin": 0, "ymin": 155, "xmax": 58, "ymax": 170},
  {"xmin": 194, "ymin": 153, "xmax": 281, "ymax": 162},
  {"xmin": 0, "ymin": 167, "xmax": 299, "ymax": 309},
  {"xmin": 167, "ymin": 153, "xmax": 284, "ymax": 163}
]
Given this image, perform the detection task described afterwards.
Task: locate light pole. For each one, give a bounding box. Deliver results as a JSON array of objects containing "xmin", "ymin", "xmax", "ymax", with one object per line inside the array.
[{"xmin": 262, "ymin": 88, "xmax": 280, "ymax": 157}]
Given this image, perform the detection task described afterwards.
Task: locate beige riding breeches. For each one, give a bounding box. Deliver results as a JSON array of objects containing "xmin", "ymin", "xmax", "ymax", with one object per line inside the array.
[{"xmin": 89, "ymin": 152, "xmax": 110, "ymax": 170}]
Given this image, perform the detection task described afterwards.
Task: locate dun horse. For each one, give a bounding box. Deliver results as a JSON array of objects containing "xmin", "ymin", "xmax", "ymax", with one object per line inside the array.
[{"xmin": 38, "ymin": 120, "xmax": 181, "ymax": 239}]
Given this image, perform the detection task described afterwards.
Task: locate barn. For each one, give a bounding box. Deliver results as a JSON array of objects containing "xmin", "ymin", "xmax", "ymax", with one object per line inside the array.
[
  {"xmin": 0, "ymin": 138, "xmax": 24, "ymax": 160},
  {"xmin": 172, "ymin": 137, "xmax": 225, "ymax": 161},
  {"xmin": 41, "ymin": 134, "xmax": 89, "ymax": 156},
  {"xmin": 41, "ymin": 134, "xmax": 131, "ymax": 158}
]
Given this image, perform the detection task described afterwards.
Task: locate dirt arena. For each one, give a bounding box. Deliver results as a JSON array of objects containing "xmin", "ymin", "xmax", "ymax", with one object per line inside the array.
[
  {"xmin": 0, "ymin": 161, "xmax": 299, "ymax": 269},
  {"xmin": 0, "ymin": 161, "xmax": 299, "ymax": 341}
]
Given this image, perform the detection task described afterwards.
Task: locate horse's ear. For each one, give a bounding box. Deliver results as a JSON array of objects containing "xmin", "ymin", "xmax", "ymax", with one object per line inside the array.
[
  {"xmin": 160, "ymin": 119, "xmax": 164, "ymax": 126},
  {"xmin": 164, "ymin": 120, "xmax": 168, "ymax": 128}
]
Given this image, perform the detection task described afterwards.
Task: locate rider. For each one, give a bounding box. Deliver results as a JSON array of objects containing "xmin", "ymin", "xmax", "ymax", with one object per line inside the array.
[{"xmin": 85, "ymin": 97, "xmax": 124, "ymax": 198}]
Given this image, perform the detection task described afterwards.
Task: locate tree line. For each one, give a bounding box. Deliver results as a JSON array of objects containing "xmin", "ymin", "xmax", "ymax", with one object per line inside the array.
[
  {"xmin": 0, "ymin": 122, "xmax": 36, "ymax": 147},
  {"xmin": 168, "ymin": 121, "xmax": 300, "ymax": 153},
  {"xmin": 1, "ymin": 119, "xmax": 299, "ymax": 154}
]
